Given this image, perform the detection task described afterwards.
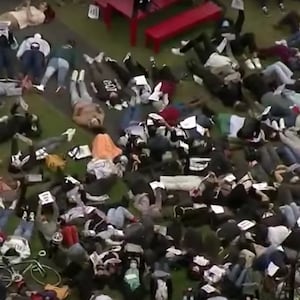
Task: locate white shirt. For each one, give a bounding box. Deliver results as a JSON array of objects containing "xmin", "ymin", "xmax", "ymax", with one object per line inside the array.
[
  {"xmin": 17, "ymin": 35, "xmax": 50, "ymax": 58},
  {"xmin": 204, "ymin": 52, "xmax": 233, "ymax": 69},
  {"xmin": 229, "ymin": 115, "xmax": 245, "ymax": 138}
]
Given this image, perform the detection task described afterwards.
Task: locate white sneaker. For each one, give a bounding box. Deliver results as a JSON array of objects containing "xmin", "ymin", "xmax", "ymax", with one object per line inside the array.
[
  {"xmin": 271, "ymin": 120, "xmax": 280, "ymax": 131},
  {"xmin": 22, "ymin": 210, "xmax": 28, "ymax": 220},
  {"xmin": 192, "ymin": 75, "xmax": 203, "ymax": 85},
  {"xmin": 9, "ymin": 200, "xmax": 17, "ymax": 210},
  {"xmin": 122, "ymin": 102, "xmax": 128, "ymax": 108},
  {"xmin": 105, "ymin": 56, "xmax": 117, "ymax": 62},
  {"xmin": 171, "ymin": 48, "xmax": 184, "ymax": 56},
  {"xmin": 114, "ymin": 104, "xmax": 123, "ymax": 111},
  {"xmin": 35, "ymin": 84, "xmax": 45, "ymax": 92},
  {"xmin": 62, "ymin": 128, "xmax": 76, "ymax": 142},
  {"xmin": 71, "ymin": 70, "xmax": 79, "ymax": 82},
  {"xmin": 78, "ymin": 70, "xmax": 85, "ymax": 82},
  {"xmin": 94, "ymin": 52, "xmax": 104, "ymax": 63},
  {"xmin": 29, "ymin": 212, "xmax": 35, "ymax": 222},
  {"xmin": 275, "ymin": 39, "xmax": 287, "ymax": 46},
  {"xmin": 252, "ymin": 57, "xmax": 262, "ymax": 69},
  {"xmin": 123, "ymin": 52, "xmax": 131, "ymax": 63},
  {"xmin": 83, "ymin": 54, "xmax": 94, "ymax": 64},
  {"xmin": 279, "ymin": 118, "xmax": 286, "ymax": 130},
  {"xmin": 245, "ymin": 58, "xmax": 255, "ymax": 70},
  {"xmin": 181, "ymin": 40, "xmax": 189, "ymax": 46},
  {"xmin": 0, "ymin": 197, "xmax": 4, "ymax": 209}
]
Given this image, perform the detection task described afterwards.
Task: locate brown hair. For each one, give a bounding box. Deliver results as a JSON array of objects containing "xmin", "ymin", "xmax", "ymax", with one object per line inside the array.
[{"xmin": 44, "ymin": 4, "xmax": 55, "ymax": 24}]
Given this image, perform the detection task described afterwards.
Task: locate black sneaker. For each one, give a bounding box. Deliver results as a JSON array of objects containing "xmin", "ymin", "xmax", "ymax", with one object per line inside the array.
[{"xmin": 173, "ymin": 205, "xmax": 184, "ymax": 218}]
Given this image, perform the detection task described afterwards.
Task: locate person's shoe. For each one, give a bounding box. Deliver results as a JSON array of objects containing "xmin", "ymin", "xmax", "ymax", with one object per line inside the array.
[
  {"xmin": 275, "ymin": 39, "xmax": 287, "ymax": 46},
  {"xmin": 149, "ymin": 56, "xmax": 155, "ymax": 65},
  {"xmin": 9, "ymin": 200, "xmax": 17, "ymax": 210},
  {"xmin": 271, "ymin": 120, "xmax": 280, "ymax": 131},
  {"xmin": 262, "ymin": 6, "xmax": 269, "ymax": 14},
  {"xmin": 171, "ymin": 48, "xmax": 184, "ymax": 56},
  {"xmin": 181, "ymin": 40, "xmax": 189, "ymax": 46},
  {"xmin": 245, "ymin": 58, "xmax": 255, "ymax": 70},
  {"xmin": 94, "ymin": 52, "xmax": 104, "ymax": 63},
  {"xmin": 123, "ymin": 52, "xmax": 131, "ymax": 63},
  {"xmin": 279, "ymin": 118, "xmax": 286, "ymax": 130},
  {"xmin": 22, "ymin": 210, "xmax": 28, "ymax": 220},
  {"xmin": 192, "ymin": 74, "xmax": 203, "ymax": 85},
  {"xmin": 55, "ymin": 86, "xmax": 65, "ymax": 93},
  {"xmin": 62, "ymin": 128, "xmax": 76, "ymax": 142},
  {"xmin": 0, "ymin": 197, "xmax": 4, "ymax": 210},
  {"xmin": 279, "ymin": 2, "xmax": 285, "ymax": 11},
  {"xmin": 105, "ymin": 56, "xmax": 117, "ymax": 62},
  {"xmin": 29, "ymin": 212, "xmax": 35, "ymax": 222},
  {"xmin": 173, "ymin": 205, "xmax": 184, "ymax": 218},
  {"xmin": 252, "ymin": 57, "xmax": 262, "ymax": 69},
  {"xmin": 83, "ymin": 54, "xmax": 94, "ymax": 64},
  {"xmin": 71, "ymin": 70, "xmax": 78, "ymax": 82},
  {"xmin": 78, "ymin": 70, "xmax": 85, "ymax": 82},
  {"xmin": 35, "ymin": 84, "xmax": 45, "ymax": 92}
]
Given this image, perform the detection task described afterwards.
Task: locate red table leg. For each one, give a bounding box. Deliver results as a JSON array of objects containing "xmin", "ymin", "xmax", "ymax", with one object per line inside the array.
[
  {"xmin": 130, "ymin": 18, "xmax": 138, "ymax": 47},
  {"xmin": 105, "ymin": 5, "xmax": 113, "ymax": 30}
]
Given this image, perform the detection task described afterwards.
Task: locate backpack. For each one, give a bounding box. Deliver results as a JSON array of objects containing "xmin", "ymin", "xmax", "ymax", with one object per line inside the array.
[{"xmin": 155, "ymin": 279, "xmax": 168, "ymax": 300}]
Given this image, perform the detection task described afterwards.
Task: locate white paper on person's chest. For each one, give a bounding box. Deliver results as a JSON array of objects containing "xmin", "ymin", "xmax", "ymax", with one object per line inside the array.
[{"xmin": 180, "ymin": 116, "xmax": 197, "ymax": 129}]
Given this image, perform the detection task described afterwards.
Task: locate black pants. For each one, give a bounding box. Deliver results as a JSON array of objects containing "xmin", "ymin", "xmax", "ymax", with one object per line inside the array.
[
  {"xmin": 278, "ymin": 10, "xmax": 300, "ymax": 33},
  {"xmin": 186, "ymin": 60, "xmax": 241, "ymax": 107},
  {"xmin": 124, "ymin": 56, "xmax": 148, "ymax": 78},
  {"xmin": 106, "ymin": 60, "xmax": 132, "ymax": 86},
  {"xmin": 230, "ymin": 33, "xmax": 257, "ymax": 55},
  {"xmin": 180, "ymin": 33, "xmax": 215, "ymax": 64},
  {"xmin": 243, "ymin": 73, "xmax": 268, "ymax": 100},
  {"xmin": 151, "ymin": 64, "xmax": 176, "ymax": 83},
  {"xmin": 0, "ymin": 47, "xmax": 14, "ymax": 78},
  {"xmin": 21, "ymin": 50, "xmax": 44, "ymax": 81}
]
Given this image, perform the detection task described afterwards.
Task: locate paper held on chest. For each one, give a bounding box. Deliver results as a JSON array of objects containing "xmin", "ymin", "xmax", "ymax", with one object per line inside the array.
[
  {"xmin": 211, "ymin": 205, "xmax": 225, "ymax": 214},
  {"xmin": 180, "ymin": 116, "xmax": 197, "ymax": 129},
  {"xmin": 134, "ymin": 75, "xmax": 148, "ymax": 86},
  {"xmin": 149, "ymin": 181, "xmax": 165, "ymax": 190},
  {"xmin": 238, "ymin": 220, "xmax": 256, "ymax": 231},
  {"xmin": 267, "ymin": 261, "xmax": 280, "ymax": 277},
  {"xmin": 38, "ymin": 191, "xmax": 55, "ymax": 205},
  {"xmin": 201, "ymin": 284, "xmax": 216, "ymax": 294}
]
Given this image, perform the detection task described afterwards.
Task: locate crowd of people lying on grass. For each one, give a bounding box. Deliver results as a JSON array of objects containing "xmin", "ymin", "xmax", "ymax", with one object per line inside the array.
[{"xmin": 3, "ymin": 0, "xmax": 300, "ymax": 300}]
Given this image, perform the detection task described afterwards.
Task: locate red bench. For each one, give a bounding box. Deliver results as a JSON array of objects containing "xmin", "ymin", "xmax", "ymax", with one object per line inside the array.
[{"xmin": 145, "ymin": 1, "xmax": 222, "ymax": 53}]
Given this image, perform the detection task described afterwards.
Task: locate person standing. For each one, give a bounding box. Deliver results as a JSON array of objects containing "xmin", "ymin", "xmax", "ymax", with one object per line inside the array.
[{"xmin": 35, "ymin": 39, "xmax": 77, "ymax": 93}]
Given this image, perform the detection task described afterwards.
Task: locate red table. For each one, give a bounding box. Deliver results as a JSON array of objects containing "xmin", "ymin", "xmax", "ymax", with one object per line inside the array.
[{"xmin": 95, "ymin": 0, "xmax": 183, "ymax": 46}]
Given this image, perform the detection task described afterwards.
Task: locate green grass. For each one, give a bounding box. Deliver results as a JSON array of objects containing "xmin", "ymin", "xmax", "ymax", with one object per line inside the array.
[{"xmin": 3, "ymin": 0, "xmax": 298, "ymax": 298}]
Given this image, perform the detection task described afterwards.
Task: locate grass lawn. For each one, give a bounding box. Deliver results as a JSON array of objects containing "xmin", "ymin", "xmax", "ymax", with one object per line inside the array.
[{"xmin": 2, "ymin": 0, "xmax": 298, "ymax": 298}]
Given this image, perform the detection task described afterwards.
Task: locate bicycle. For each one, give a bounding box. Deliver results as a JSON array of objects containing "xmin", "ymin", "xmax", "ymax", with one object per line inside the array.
[{"xmin": 0, "ymin": 250, "xmax": 61, "ymax": 288}]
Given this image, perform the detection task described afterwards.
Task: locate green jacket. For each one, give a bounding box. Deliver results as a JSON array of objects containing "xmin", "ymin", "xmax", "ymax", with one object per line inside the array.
[{"xmin": 50, "ymin": 44, "xmax": 77, "ymax": 68}]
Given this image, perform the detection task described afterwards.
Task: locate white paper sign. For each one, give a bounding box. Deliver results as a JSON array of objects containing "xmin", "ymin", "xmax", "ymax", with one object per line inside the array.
[
  {"xmin": 201, "ymin": 284, "xmax": 216, "ymax": 294},
  {"xmin": 196, "ymin": 124, "xmax": 206, "ymax": 135},
  {"xmin": 150, "ymin": 181, "xmax": 165, "ymax": 190},
  {"xmin": 267, "ymin": 262, "xmax": 279, "ymax": 277},
  {"xmin": 224, "ymin": 174, "xmax": 236, "ymax": 183},
  {"xmin": 180, "ymin": 116, "xmax": 197, "ymax": 129},
  {"xmin": 38, "ymin": 191, "xmax": 55, "ymax": 205},
  {"xmin": 238, "ymin": 220, "xmax": 256, "ymax": 231},
  {"xmin": 253, "ymin": 182, "xmax": 268, "ymax": 191},
  {"xmin": 134, "ymin": 75, "xmax": 148, "ymax": 86},
  {"xmin": 211, "ymin": 205, "xmax": 225, "ymax": 214},
  {"xmin": 148, "ymin": 113, "xmax": 163, "ymax": 120},
  {"xmin": 88, "ymin": 4, "xmax": 100, "ymax": 19}
]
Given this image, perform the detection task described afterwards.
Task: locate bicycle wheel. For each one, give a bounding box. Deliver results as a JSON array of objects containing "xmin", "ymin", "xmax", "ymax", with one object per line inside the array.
[
  {"xmin": 30, "ymin": 264, "xmax": 61, "ymax": 286},
  {"xmin": 0, "ymin": 266, "xmax": 13, "ymax": 287}
]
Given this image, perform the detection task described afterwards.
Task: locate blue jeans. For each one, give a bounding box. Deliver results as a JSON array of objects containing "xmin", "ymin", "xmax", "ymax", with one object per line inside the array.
[
  {"xmin": 277, "ymin": 144, "xmax": 300, "ymax": 165},
  {"xmin": 14, "ymin": 220, "xmax": 34, "ymax": 240},
  {"xmin": 280, "ymin": 202, "xmax": 300, "ymax": 227},
  {"xmin": 120, "ymin": 105, "xmax": 142, "ymax": 131},
  {"xmin": 0, "ymin": 209, "xmax": 13, "ymax": 231},
  {"xmin": 287, "ymin": 31, "xmax": 300, "ymax": 48},
  {"xmin": 21, "ymin": 50, "xmax": 44, "ymax": 80},
  {"xmin": 227, "ymin": 264, "xmax": 248, "ymax": 288},
  {"xmin": 107, "ymin": 206, "xmax": 134, "ymax": 229}
]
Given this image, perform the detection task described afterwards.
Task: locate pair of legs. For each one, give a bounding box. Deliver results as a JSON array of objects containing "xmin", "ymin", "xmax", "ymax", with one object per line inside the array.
[
  {"xmin": 120, "ymin": 105, "xmax": 142, "ymax": 132},
  {"xmin": 258, "ymin": 144, "xmax": 282, "ymax": 174},
  {"xmin": 263, "ymin": 61, "xmax": 295, "ymax": 85},
  {"xmin": 280, "ymin": 202, "xmax": 300, "ymax": 227},
  {"xmin": 40, "ymin": 57, "xmax": 70, "ymax": 89},
  {"xmin": 20, "ymin": 50, "xmax": 45, "ymax": 81},
  {"xmin": 277, "ymin": 144, "xmax": 300, "ymax": 165},
  {"xmin": 0, "ymin": 208, "xmax": 14, "ymax": 231},
  {"xmin": 230, "ymin": 33, "xmax": 258, "ymax": 56},
  {"xmin": 0, "ymin": 81, "xmax": 22, "ymax": 97},
  {"xmin": 0, "ymin": 47, "xmax": 14, "ymax": 78},
  {"xmin": 106, "ymin": 206, "xmax": 134, "ymax": 229},
  {"xmin": 70, "ymin": 76, "xmax": 93, "ymax": 107},
  {"xmin": 280, "ymin": 129, "xmax": 300, "ymax": 158},
  {"xmin": 258, "ymin": 0, "xmax": 284, "ymax": 12},
  {"xmin": 13, "ymin": 219, "xmax": 34, "ymax": 240},
  {"xmin": 151, "ymin": 63, "xmax": 176, "ymax": 83},
  {"xmin": 179, "ymin": 33, "xmax": 215, "ymax": 64},
  {"xmin": 186, "ymin": 60, "xmax": 242, "ymax": 107}
]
